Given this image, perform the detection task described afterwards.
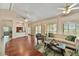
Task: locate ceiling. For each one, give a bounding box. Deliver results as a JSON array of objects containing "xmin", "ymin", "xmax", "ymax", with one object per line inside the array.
[{"xmin": 0, "ymin": 3, "xmax": 79, "ymax": 21}]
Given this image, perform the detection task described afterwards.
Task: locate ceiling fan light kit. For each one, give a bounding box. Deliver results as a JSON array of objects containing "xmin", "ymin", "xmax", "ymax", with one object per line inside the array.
[
  {"xmin": 63, "ymin": 11, "xmax": 69, "ymax": 14},
  {"xmin": 58, "ymin": 3, "xmax": 79, "ymax": 15},
  {"xmin": 62, "ymin": 9, "xmax": 71, "ymax": 14}
]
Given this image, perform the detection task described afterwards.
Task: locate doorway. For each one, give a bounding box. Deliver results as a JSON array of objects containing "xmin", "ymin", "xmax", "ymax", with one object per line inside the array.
[
  {"xmin": 3, "ymin": 26, "xmax": 12, "ymax": 43},
  {"xmin": 2, "ymin": 26, "xmax": 12, "ymax": 55}
]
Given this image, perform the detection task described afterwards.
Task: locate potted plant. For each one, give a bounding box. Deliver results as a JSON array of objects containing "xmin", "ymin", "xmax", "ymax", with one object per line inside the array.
[{"xmin": 65, "ymin": 35, "xmax": 76, "ymax": 42}]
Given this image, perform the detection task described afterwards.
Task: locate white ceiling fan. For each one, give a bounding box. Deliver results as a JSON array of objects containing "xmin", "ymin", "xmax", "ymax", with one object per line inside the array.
[{"xmin": 58, "ymin": 3, "xmax": 79, "ymax": 15}]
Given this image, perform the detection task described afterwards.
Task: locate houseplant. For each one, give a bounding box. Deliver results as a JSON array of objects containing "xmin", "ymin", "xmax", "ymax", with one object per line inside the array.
[{"xmin": 65, "ymin": 35, "xmax": 76, "ymax": 42}]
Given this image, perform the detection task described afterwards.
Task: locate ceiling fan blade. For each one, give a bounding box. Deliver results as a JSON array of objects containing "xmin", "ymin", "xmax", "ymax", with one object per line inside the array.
[
  {"xmin": 57, "ymin": 8, "xmax": 65, "ymax": 10},
  {"xmin": 71, "ymin": 7, "xmax": 79, "ymax": 10},
  {"xmin": 69, "ymin": 3, "xmax": 78, "ymax": 8}
]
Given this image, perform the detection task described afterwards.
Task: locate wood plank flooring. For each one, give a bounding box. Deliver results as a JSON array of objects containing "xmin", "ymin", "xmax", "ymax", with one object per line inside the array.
[{"xmin": 5, "ymin": 36, "xmax": 43, "ymax": 56}]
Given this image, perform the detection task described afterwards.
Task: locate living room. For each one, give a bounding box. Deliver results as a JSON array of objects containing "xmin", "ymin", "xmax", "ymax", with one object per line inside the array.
[{"xmin": 0, "ymin": 3, "xmax": 79, "ymax": 56}]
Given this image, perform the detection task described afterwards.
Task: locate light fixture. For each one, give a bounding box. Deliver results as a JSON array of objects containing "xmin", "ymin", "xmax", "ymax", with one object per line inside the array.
[
  {"xmin": 62, "ymin": 9, "xmax": 71, "ymax": 14},
  {"xmin": 24, "ymin": 19, "xmax": 28, "ymax": 22},
  {"xmin": 58, "ymin": 3, "xmax": 79, "ymax": 15}
]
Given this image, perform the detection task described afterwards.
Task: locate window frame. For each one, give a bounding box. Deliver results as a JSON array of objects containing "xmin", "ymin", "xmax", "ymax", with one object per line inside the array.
[{"xmin": 64, "ymin": 22, "xmax": 79, "ymax": 35}]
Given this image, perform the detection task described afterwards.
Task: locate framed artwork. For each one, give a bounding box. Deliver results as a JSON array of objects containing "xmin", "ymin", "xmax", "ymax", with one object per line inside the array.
[
  {"xmin": 16, "ymin": 21, "xmax": 25, "ymax": 33},
  {"xmin": 16, "ymin": 27, "xmax": 23, "ymax": 32}
]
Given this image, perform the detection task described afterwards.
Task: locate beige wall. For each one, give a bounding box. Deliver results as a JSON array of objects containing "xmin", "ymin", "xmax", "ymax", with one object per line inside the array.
[
  {"xmin": 0, "ymin": 20, "xmax": 12, "ymax": 39},
  {"xmin": 0, "ymin": 10, "xmax": 79, "ymax": 39},
  {"xmin": 28, "ymin": 13, "xmax": 79, "ymax": 36},
  {"xmin": 28, "ymin": 18, "xmax": 58, "ymax": 35},
  {"xmin": 12, "ymin": 19, "xmax": 28, "ymax": 38},
  {"xmin": 0, "ymin": 19, "xmax": 28, "ymax": 39},
  {"xmin": 0, "ymin": 10, "xmax": 16, "ymax": 39},
  {"xmin": 0, "ymin": 10, "xmax": 28, "ymax": 39}
]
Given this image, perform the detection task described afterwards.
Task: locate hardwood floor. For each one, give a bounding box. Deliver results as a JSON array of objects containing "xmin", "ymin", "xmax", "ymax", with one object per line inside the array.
[{"xmin": 5, "ymin": 36, "xmax": 43, "ymax": 56}]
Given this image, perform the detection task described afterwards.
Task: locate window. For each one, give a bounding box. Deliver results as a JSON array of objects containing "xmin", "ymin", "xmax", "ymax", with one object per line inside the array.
[
  {"xmin": 69, "ymin": 23, "xmax": 75, "ymax": 34},
  {"xmin": 35, "ymin": 25, "xmax": 41, "ymax": 34},
  {"xmin": 64, "ymin": 23, "xmax": 69, "ymax": 34},
  {"xmin": 64, "ymin": 22, "xmax": 79, "ymax": 35},
  {"xmin": 76, "ymin": 24, "xmax": 79, "ymax": 36},
  {"xmin": 3, "ymin": 27, "xmax": 10, "ymax": 32},
  {"xmin": 47, "ymin": 24, "xmax": 57, "ymax": 34},
  {"xmin": 28, "ymin": 27, "xmax": 31, "ymax": 34}
]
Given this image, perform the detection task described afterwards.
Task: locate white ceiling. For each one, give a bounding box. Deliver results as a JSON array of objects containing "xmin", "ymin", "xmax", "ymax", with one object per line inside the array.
[
  {"xmin": 13, "ymin": 3, "xmax": 65, "ymax": 21},
  {"xmin": 0, "ymin": 3, "xmax": 79, "ymax": 21}
]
